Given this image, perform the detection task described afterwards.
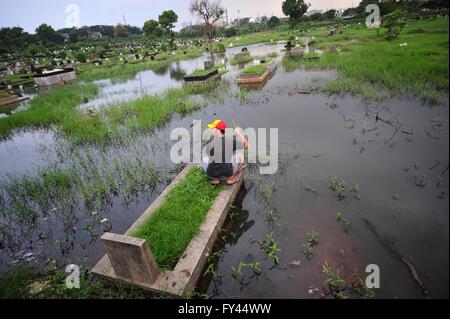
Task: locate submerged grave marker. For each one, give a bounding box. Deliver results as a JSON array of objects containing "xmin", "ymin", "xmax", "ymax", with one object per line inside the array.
[{"xmin": 92, "ymin": 164, "xmax": 244, "ymax": 296}]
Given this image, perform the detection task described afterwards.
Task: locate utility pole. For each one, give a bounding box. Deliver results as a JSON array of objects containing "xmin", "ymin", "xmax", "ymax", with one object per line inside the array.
[{"xmin": 122, "ymin": 14, "xmax": 128, "ymax": 25}]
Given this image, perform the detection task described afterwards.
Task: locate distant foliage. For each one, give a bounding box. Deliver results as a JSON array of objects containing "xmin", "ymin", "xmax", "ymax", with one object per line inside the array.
[
  {"xmin": 113, "ymin": 23, "xmax": 129, "ymax": 38},
  {"xmin": 382, "ymin": 9, "xmax": 407, "ymax": 40},
  {"xmin": 282, "ymin": 0, "xmax": 310, "ymax": 29},
  {"xmin": 267, "ymin": 16, "xmax": 281, "ymax": 30}
]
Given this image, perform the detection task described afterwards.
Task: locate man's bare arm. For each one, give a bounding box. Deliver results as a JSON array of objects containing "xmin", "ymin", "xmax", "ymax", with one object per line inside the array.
[{"xmin": 234, "ymin": 127, "xmax": 249, "ymax": 149}]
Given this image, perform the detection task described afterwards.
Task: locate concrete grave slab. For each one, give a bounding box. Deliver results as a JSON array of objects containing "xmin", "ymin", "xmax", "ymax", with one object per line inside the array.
[{"xmin": 91, "ymin": 163, "xmax": 244, "ymax": 297}]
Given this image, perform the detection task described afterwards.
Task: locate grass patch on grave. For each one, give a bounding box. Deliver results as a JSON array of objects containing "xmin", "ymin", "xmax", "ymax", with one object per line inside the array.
[
  {"xmin": 131, "ymin": 167, "xmax": 222, "ymax": 269},
  {"xmin": 241, "ymin": 65, "xmax": 266, "ymax": 75},
  {"xmin": 188, "ymin": 64, "xmax": 225, "ymax": 77}
]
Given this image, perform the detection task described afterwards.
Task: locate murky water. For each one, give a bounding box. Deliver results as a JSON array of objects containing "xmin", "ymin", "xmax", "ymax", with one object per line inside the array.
[{"xmin": 0, "ymin": 43, "xmax": 448, "ymax": 299}]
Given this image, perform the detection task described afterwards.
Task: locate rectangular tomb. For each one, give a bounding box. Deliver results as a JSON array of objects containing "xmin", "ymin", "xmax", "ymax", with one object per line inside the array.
[
  {"xmin": 33, "ymin": 68, "xmax": 76, "ymax": 87},
  {"xmin": 91, "ymin": 164, "xmax": 244, "ymax": 297}
]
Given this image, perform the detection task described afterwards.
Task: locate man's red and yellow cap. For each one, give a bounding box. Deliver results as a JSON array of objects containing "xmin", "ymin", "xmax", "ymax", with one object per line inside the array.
[{"xmin": 207, "ymin": 119, "xmax": 227, "ymax": 130}]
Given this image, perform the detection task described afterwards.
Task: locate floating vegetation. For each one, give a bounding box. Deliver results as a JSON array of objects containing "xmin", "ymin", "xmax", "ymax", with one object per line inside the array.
[
  {"xmin": 322, "ymin": 261, "xmax": 347, "ymax": 299},
  {"xmin": 231, "ymin": 260, "xmax": 262, "ymax": 281},
  {"xmin": 329, "ymin": 177, "xmax": 346, "ymax": 200},
  {"xmin": 250, "ymin": 174, "xmax": 277, "ymax": 222},
  {"xmin": 321, "ymin": 262, "xmax": 375, "ymax": 299},
  {"xmin": 351, "ymin": 183, "xmax": 361, "ymax": 200},
  {"xmin": 414, "ymin": 175, "xmax": 427, "ymax": 188},
  {"xmin": 336, "ymin": 212, "xmax": 352, "ymax": 233},
  {"xmin": 256, "ymin": 232, "xmax": 281, "ymax": 265},
  {"xmin": 302, "ymin": 230, "xmax": 319, "ymax": 259},
  {"xmin": 303, "ymin": 182, "xmax": 318, "ymax": 197}
]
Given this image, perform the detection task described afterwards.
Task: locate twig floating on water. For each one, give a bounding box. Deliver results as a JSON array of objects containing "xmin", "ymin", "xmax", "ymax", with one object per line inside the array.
[
  {"xmin": 426, "ymin": 131, "xmax": 440, "ymax": 140},
  {"xmin": 428, "ymin": 160, "xmax": 440, "ymax": 170}
]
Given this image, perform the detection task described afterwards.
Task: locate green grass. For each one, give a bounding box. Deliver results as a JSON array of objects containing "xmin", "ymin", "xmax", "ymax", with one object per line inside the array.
[
  {"xmin": 0, "ymin": 77, "xmax": 218, "ymax": 144},
  {"xmin": 0, "ymin": 90, "xmax": 13, "ymax": 98},
  {"xmin": 131, "ymin": 167, "xmax": 222, "ymax": 269},
  {"xmin": 230, "ymin": 52, "xmax": 253, "ymax": 65},
  {"xmin": 0, "ymin": 82, "xmax": 98, "ymax": 140},
  {"xmin": 4, "ymin": 74, "xmax": 35, "ymax": 86},
  {"xmin": 304, "ymin": 51, "xmax": 320, "ymax": 58},
  {"xmin": 0, "ymin": 155, "xmax": 158, "ymax": 223},
  {"xmin": 300, "ymin": 18, "xmax": 449, "ymax": 102},
  {"xmin": 0, "ymin": 264, "xmax": 153, "ymax": 299},
  {"xmin": 241, "ymin": 65, "xmax": 266, "ymax": 75},
  {"xmin": 189, "ymin": 64, "xmax": 224, "ymax": 77}
]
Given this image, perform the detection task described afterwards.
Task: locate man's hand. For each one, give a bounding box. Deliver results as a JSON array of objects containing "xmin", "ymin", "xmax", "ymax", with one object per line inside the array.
[{"xmin": 234, "ymin": 126, "xmax": 249, "ymax": 149}]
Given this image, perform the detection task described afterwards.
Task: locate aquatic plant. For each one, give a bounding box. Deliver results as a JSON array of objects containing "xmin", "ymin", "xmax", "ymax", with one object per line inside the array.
[
  {"xmin": 256, "ymin": 232, "xmax": 281, "ymax": 265},
  {"xmin": 351, "ymin": 183, "xmax": 361, "ymax": 200},
  {"xmin": 329, "ymin": 177, "xmax": 346, "ymax": 200},
  {"xmin": 303, "ymin": 230, "xmax": 319, "ymax": 259},
  {"xmin": 322, "ymin": 261, "xmax": 347, "ymax": 299},
  {"xmin": 303, "ymin": 182, "xmax": 318, "ymax": 197},
  {"xmin": 231, "ymin": 260, "xmax": 262, "ymax": 281},
  {"xmin": 336, "ymin": 212, "xmax": 352, "ymax": 233}
]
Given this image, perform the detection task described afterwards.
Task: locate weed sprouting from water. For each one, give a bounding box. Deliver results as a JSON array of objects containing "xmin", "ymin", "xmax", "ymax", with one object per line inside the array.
[
  {"xmin": 256, "ymin": 232, "xmax": 281, "ymax": 265},
  {"xmin": 302, "ymin": 230, "xmax": 319, "ymax": 259},
  {"xmin": 351, "ymin": 183, "xmax": 361, "ymax": 200},
  {"xmin": 336, "ymin": 212, "xmax": 352, "ymax": 233},
  {"xmin": 203, "ymin": 249, "xmax": 224, "ymax": 280},
  {"xmin": 329, "ymin": 177, "xmax": 346, "ymax": 200},
  {"xmin": 231, "ymin": 260, "xmax": 262, "ymax": 282},
  {"xmin": 321, "ymin": 262, "xmax": 375, "ymax": 299},
  {"xmin": 322, "ymin": 261, "xmax": 348, "ymax": 299},
  {"xmin": 0, "ymin": 153, "xmax": 160, "ymax": 258}
]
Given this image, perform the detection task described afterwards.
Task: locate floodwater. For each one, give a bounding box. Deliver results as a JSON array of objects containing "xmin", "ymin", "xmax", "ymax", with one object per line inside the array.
[{"xmin": 0, "ymin": 43, "xmax": 448, "ymax": 299}]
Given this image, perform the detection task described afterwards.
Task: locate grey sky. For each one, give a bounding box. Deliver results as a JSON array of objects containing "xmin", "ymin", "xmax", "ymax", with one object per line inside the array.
[{"xmin": 0, "ymin": 0, "xmax": 357, "ymax": 33}]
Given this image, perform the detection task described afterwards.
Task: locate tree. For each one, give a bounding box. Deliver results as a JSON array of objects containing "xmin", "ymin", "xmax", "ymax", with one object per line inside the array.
[
  {"xmin": 282, "ymin": 0, "xmax": 309, "ymax": 30},
  {"xmin": 223, "ymin": 26, "xmax": 237, "ymax": 37},
  {"xmin": 323, "ymin": 9, "xmax": 336, "ymax": 20},
  {"xmin": 35, "ymin": 23, "xmax": 64, "ymax": 46},
  {"xmin": 143, "ymin": 19, "xmax": 163, "ymax": 38},
  {"xmin": 75, "ymin": 52, "xmax": 87, "ymax": 63},
  {"xmin": 310, "ymin": 12, "xmax": 323, "ymax": 21},
  {"xmin": 158, "ymin": 10, "xmax": 178, "ymax": 38},
  {"xmin": 267, "ymin": 16, "xmax": 281, "ymax": 30},
  {"xmin": 342, "ymin": 7, "xmax": 358, "ymax": 17},
  {"xmin": 114, "ymin": 23, "xmax": 129, "ymax": 38},
  {"xmin": 382, "ymin": 9, "xmax": 407, "ymax": 40},
  {"xmin": 190, "ymin": 0, "xmax": 225, "ymax": 64},
  {"xmin": 22, "ymin": 44, "xmax": 47, "ymax": 59},
  {"xmin": 0, "ymin": 27, "xmax": 34, "ymax": 55},
  {"xmin": 421, "ymin": 0, "xmax": 450, "ymax": 10}
]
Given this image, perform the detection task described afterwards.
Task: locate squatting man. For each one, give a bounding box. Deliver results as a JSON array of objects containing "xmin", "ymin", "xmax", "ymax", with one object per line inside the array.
[{"xmin": 170, "ymin": 119, "xmax": 279, "ymax": 181}]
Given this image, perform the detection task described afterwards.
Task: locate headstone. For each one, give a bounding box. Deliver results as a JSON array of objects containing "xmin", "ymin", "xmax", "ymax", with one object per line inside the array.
[{"xmin": 101, "ymin": 233, "xmax": 160, "ymax": 284}]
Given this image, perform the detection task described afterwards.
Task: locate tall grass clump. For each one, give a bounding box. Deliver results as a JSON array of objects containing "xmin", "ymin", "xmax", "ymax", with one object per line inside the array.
[
  {"xmin": 286, "ymin": 19, "xmax": 449, "ymax": 102},
  {"xmin": 0, "ymin": 83, "xmax": 98, "ymax": 140}
]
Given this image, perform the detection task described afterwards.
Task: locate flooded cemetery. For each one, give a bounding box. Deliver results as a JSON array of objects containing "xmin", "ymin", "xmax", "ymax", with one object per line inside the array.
[{"xmin": 0, "ymin": 1, "xmax": 449, "ymax": 300}]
